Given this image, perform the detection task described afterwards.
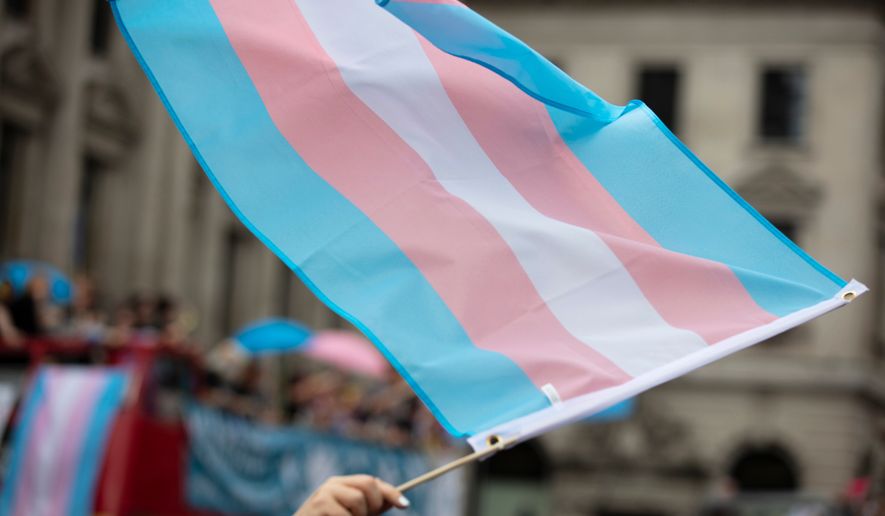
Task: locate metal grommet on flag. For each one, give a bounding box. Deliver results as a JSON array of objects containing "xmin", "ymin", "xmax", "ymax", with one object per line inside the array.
[
  {"xmin": 842, "ymin": 291, "xmax": 857, "ymax": 302},
  {"xmin": 397, "ymin": 433, "xmax": 514, "ymax": 492}
]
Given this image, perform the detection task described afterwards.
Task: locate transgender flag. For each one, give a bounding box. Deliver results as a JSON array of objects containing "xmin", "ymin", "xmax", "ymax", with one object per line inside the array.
[
  {"xmin": 0, "ymin": 367, "xmax": 129, "ymax": 516},
  {"xmin": 111, "ymin": 0, "xmax": 865, "ymax": 450}
]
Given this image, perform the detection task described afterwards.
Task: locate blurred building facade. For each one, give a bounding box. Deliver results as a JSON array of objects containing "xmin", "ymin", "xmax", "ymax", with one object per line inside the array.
[
  {"xmin": 466, "ymin": 1, "xmax": 884, "ymax": 514},
  {"xmin": 0, "ymin": 0, "xmax": 345, "ymax": 347},
  {"xmin": 0, "ymin": 0, "xmax": 882, "ymax": 514}
]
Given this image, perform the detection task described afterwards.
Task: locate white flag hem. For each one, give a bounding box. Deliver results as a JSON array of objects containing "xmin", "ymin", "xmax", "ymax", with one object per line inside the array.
[{"xmin": 467, "ymin": 279, "xmax": 868, "ymax": 452}]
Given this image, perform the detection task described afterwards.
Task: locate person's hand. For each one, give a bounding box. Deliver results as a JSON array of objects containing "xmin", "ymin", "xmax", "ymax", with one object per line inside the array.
[{"xmin": 294, "ymin": 475, "xmax": 410, "ymax": 516}]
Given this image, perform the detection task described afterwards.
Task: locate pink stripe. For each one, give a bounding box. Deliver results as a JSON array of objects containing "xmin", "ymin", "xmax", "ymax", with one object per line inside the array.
[
  {"xmin": 49, "ymin": 372, "xmax": 107, "ymax": 515},
  {"xmin": 417, "ymin": 39, "xmax": 777, "ymax": 343},
  {"xmin": 209, "ymin": 0, "xmax": 632, "ymax": 398}
]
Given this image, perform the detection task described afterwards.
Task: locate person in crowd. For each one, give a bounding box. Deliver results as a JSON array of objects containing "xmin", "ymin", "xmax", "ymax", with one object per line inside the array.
[
  {"xmin": 293, "ymin": 475, "xmax": 409, "ymax": 516},
  {"xmin": 229, "ymin": 360, "xmax": 268, "ymax": 419},
  {"xmin": 6, "ymin": 273, "xmax": 61, "ymax": 337},
  {"xmin": 283, "ymin": 369, "xmax": 310, "ymax": 421},
  {"xmin": 0, "ymin": 281, "xmax": 21, "ymax": 346},
  {"xmin": 106, "ymin": 300, "xmax": 136, "ymax": 346},
  {"xmin": 292, "ymin": 369, "xmax": 347, "ymax": 431},
  {"xmin": 201, "ymin": 329, "xmax": 454, "ymax": 450},
  {"xmin": 156, "ymin": 295, "xmax": 186, "ymax": 344},
  {"xmin": 132, "ymin": 294, "xmax": 161, "ymax": 335},
  {"xmin": 64, "ymin": 275, "xmax": 106, "ymax": 344},
  {"xmin": 288, "ymin": 363, "xmax": 449, "ymax": 449},
  {"xmin": 356, "ymin": 371, "xmax": 417, "ymax": 447},
  {"xmin": 106, "ymin": 293, "xmax": 187, "ymax": 346}
]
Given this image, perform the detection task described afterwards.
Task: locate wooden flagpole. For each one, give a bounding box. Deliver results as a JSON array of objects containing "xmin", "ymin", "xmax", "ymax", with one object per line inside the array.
[{"xmin": 397, "ymin": 435, "xmax": 518, "ymax": 492}]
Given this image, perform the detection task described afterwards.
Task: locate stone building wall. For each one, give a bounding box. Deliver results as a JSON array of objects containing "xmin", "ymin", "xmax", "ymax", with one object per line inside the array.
[{"xmin": 0, "ymin": 0, "xmax": 339, "ymax": 346}]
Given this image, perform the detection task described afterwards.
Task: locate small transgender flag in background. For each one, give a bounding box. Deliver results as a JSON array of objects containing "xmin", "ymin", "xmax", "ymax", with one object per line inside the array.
[{"xmin": 0, "ymin": 366, "xmax": 129, "ymax": 516}]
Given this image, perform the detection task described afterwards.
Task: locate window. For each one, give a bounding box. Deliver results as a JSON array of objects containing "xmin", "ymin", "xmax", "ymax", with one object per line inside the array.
[
  {"xmin": 0, "ymin": 123, "xmax": 24, "ymax": 258},
  {"xmin": 730, "ymin": 444, "xmax": 800, "ymax": 492},
  {"xmin": 4, "ymin": 0, "xmax": 30, "ymax": 19},
  {"xmin": 768, "ymin": 217, "xmax": 798, "ymax": 243},
  {"xmin": 475, "ymin": 440, "xmax": 553, "ymax": 516},
  {"xmin": 546, "ymin": 57, "xmax": 567, "ymax": 73},
  {"xmin": 637, "ymin": 66, "xmax": 680, "ymax": 133},
  {"xmin": 90, "ymin": 0, "xmax": 113, "ymax": 56},
  {"xmin": 759, "ymin": 66, "xmax": 806, "ymax": 142},
  {"xmin": 0, "ymin": 125, "xmax": 16, "ymax": 251}
]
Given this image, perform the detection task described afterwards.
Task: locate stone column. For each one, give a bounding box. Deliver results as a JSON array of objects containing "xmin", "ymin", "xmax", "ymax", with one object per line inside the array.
[
  {"xmin": 156, "ymin": 129, "xmax": 195, "ymax": 299},
  {"xmin": 568, "ymin": 49, "xmax": 633, "ymax": 107},
  {"xmin": 128, "ymin": 93, "xmax": 172, "ymax": 292},
  {"xmin": 95, "ymin": 159, "xmax": 136, "ymax": 306},
  {"xmin": 35, "ymin": 0, "xmax": 93, "ymax": 272},
  {"xmin": 11, "ymin": 127, "xmax": 50, "ymax": 259},
  {"xmin": 288, "ymin": 276, "xmax": 335, "ymax": 329},
  {"xmin": 253, "ymin": 247, "xmax": 282, "ymax": 319},
  {"xmin": 682, "ymin": 49, "xmax": 755, "ymax": 181},
  {"xmin": 806, "ymin": 49, "xmax": 881, "ymax": 360},
  {"xmin": 191, "ymin": 187, "xmax": 231, "ymax": 346}
]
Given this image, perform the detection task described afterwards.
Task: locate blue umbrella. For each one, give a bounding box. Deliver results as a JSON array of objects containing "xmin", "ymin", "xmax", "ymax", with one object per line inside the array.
[
  {"xmin": 232, "ymin": 318, "xmax": 313, "ymax": 355},
  {"xmin": 0, "ymin": 260, "xmax": 73, "ymax": 305}
]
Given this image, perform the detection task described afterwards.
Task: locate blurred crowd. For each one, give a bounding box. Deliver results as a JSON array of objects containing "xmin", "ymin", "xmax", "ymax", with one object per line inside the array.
[
  {"xmin": 201, "ymin": 348, "xmax": 452, "ymax": 451},
  {"xmin": 0, "ymin": 266, "xmax": 451, "ymax": 452},
  {"xmin": 0, "ymin": 273, "xmax": 188, "ymax": 347}
]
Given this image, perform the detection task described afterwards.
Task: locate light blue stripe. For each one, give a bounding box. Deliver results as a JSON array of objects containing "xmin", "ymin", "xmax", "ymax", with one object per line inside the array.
[
  {"xmin": 111, "ymin": 0, "xmax": 549, "ymax": 435},
  {"xmin": 0, "ymin": 369, "xmax": 49, "ymax": 515},
  {"xmin": 380, "ymin": 0, "xmax": 623, "ymax": 122},
  {"xmin": 549, "ymin": 103, "xmax": 843, "ymax": 315},
  {"xmin": 69, "ymin": 371, "xmax": 130, "ymax": 516},
  {"xmin": 379, "ymin": 1, "xmax": 845, "ymax": 316}
]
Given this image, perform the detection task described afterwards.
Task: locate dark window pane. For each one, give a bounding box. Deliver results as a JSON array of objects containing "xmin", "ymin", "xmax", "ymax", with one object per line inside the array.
[
  {"xmin": 759, "ymin": 67, "xmax": 806, "ymax": 142},
  {"xmin": 4, "ymin": 0, "xmax": 29, "ymax": 19},
  {"xmin": 597, "ymin": 510, "xmax": 669, "ymax": 516},
  {"xmin": 546, "ymin": 57, "xmax": 566, "ymax": 73},
  {"xmin": 638, "ymin": 66, "xmax": 680, "ymax": 133},
  {"xmin": 730, "ymin": 444, "xmax": 800, "ymax": 492},
  {"xmin": 0, "ymin": 124, "xmax": 23, "ymax": 257},
  {"xmin": 90, "ymin": 0, "xmax": 112, "ymax": 56},
  {"xmin": 479, "ymin": 440, "xmax": 551, "ymax": 481},
  {"xmin": 768, "ymin": 217, "xmax": 798, "ymax": 242}
]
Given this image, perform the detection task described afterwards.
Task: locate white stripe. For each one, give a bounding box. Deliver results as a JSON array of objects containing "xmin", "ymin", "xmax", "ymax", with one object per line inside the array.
[
  {"xmin": 467, "ymin": 280, "xmax": 867, "ymax": 450},
  {"xmin": 295, "ymin": 0, "xmax": 707, "ymax": 375}
]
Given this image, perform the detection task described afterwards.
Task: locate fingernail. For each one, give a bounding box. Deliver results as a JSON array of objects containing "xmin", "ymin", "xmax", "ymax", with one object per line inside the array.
[{"xmin": 398, "ymin": 495, "xmax": 410, "ymax": 508}]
